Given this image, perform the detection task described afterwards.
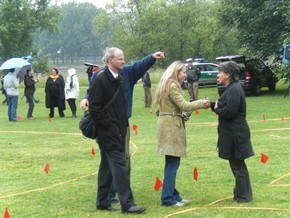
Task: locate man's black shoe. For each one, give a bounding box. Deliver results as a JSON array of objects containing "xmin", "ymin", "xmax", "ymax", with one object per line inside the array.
[
  {"xmin": 97, "ymin": 206, "xmax": 119, "ymax": 211},
  {"xmin": 111, "ymin": 199, "xmax": 120, "ymax": 205},
  {"xmin": 123, "ymin": 205, "xmax": 146, "ymax": 214}
]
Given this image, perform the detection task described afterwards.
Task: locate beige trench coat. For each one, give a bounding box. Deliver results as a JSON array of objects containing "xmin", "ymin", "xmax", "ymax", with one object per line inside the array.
[{"xmin": 157, "ymin": 82, "xmax": 205, "ymax": 157}]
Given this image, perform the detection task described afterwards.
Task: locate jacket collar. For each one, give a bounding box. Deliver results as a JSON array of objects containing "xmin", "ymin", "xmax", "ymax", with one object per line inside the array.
[{"xmin": 104, "ymin": 66, "xmax": 120, "ymax": 82}]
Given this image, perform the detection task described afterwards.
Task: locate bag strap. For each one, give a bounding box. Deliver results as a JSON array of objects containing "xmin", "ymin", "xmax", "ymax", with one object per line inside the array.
[{"xmin": 103, "ymin": 85, "xmax": 121, "ymax": 110}]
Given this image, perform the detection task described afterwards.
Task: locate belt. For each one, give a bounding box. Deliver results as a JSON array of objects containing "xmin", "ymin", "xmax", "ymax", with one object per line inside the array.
[{"xmin": 159, "ymin": 111, "xmax": 182, "ymax": 117}]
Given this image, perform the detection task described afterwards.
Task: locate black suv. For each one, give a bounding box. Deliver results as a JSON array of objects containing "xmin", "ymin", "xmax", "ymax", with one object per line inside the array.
[{"xmin": 216, "ymin": 55, "xmax": 277, "ymax": 96}]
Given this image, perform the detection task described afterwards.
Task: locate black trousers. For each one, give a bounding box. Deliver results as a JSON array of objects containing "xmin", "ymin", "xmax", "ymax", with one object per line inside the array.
[
  {"xmin": 48, "ymin": 98, "xmax": 64, "ymax": 118},
  {"xmin": 97, "ymin": 148, "xmax": 134, "ymax": 211},
  {"xmin": 25, "ymin": 93, "xmax": 34, "ymax": 118},
  {"xmin": 229, "ymin": 158, "xmax": 253, "ymax": 202},
  {"xmin": 107, "ymin": 126, "xmax": 131, "ymax": 202},
  {"xmin": 67, "ymin": 98, "xmax": 76, "ymax": 116}
]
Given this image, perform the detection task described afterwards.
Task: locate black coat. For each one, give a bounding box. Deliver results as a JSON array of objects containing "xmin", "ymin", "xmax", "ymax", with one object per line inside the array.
[
  {"xmin": 213, "ymin": 81, "xmax": 254, "ymax": 160},
  {"xmin": 24, "ymin": 75, "xmax": 36, "ymax": 94},
  {"xmin": 89, "ymin": 66, "xmax": 128, "ymax": 151},
  {"xmin": 45, "ymin": 75, "xmax": 66, "ymax": 110}
]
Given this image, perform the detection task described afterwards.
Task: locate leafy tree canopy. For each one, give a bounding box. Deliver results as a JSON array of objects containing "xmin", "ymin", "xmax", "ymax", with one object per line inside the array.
[
  {"xmin": 33, "ymin": 2, "xmax": 102, "ymax": 64},
  {"xmin": 93, "ymin": 0, "xmax": 241, "ymax": 66},
  {"xmin": 0, "ymin": 0, "xmax": 61, "ymax": 60},
  {"xmin": 218, "ymin": 0, "xmax": 290, "ymax": 59}
]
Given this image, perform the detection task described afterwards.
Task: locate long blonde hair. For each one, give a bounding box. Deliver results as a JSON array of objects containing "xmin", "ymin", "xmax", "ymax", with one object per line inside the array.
[{"xmin": 155, "ymin": 60, "xmax": 185, "ymax": 110}]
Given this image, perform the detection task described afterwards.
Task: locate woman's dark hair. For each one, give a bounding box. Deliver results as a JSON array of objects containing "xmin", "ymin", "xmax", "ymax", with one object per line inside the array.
[
  {"xmin": 26, "ymin": 68, "xmax": 32, "ymax": 75},
  {"xmin": 218, "ymin": 61, "xmax": 240, "ymax": 81},
  {"xmin": 51, "ymin": 68, "xmax": 59, "ymax": 74}
]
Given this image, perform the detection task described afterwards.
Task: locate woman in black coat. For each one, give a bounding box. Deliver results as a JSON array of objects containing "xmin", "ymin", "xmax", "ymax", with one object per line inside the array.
[
  {"xmin": 24, "ymin": 69, "xmax": 39, "ymax": 119},
  {"xmin": 211, "ymin": 61, "xmax": 254, "ymax": 203},
  {"xmin": 45, "ymin": 68, "xmax": 66, "ymax": 118}
]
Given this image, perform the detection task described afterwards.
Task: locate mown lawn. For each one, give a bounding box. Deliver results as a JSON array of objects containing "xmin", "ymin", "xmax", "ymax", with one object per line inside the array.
[{"xmin": 1, "ymin": 74, "xmax": 290, "ymax": 218}]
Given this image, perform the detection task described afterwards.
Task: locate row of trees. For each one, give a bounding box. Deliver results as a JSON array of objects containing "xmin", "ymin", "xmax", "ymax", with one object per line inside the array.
[
  {"xmin": 0, "ymin": 0, "xmax": 289, "ymax": 74},
  {"xmin": 93, "ymin": 0, "xmax": 241, "ymax": 66},
  {"xmin": 0, "ymin": 0, "xmax": 60, "ymax": 59},
  {"xmin": 33, "ymin": 2, "xmax": 103, "ymax": 65}
]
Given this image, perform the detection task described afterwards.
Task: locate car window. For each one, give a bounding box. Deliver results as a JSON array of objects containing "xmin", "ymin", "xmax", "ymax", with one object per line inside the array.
[
  {"xmin": 205, "ymin": 65, "xmax": 218, "ymax": 71},
  {"xmin": 194, "ymin": 65, "xmax": 205, "ymax": 71}
]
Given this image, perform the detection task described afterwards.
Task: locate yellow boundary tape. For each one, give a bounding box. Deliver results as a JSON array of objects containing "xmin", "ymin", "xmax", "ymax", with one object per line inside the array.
[
  {"xmin": 252, "ymin": 128, "xmax": 290, "ymax": 133},
  {"xmin": 163, "ymin": 171, "xmax": 290, "ymax": 217},
  {"xmin": 0, "ymin": 172, "xmax": 97, "ymax": 200},
  {"xmin": 1, "ymin": 118, "xmax": 290, "ymax": 215},
  {"xmin": 0, "ymin": 141, "xmax": 138, "ymax": 200},
  {"xmin": 164, "ymin": 196, "xmax": 290, "ymax": 218},
  {"xmin": 268, "ymin": 134, "xmax": 290, "ymax": 140},
  {"xmin": 269, "ymin": 173, "xmax": 290, "ymax": 187},
  {"xmin": 0, "ymin": 130, "xmax": 82, "ymax": 136}
]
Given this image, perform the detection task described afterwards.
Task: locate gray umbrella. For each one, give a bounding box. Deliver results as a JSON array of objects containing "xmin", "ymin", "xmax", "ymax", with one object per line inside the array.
[{"xmin": 15, "ymin": 65, "xmax": 32, "ymax": 83}]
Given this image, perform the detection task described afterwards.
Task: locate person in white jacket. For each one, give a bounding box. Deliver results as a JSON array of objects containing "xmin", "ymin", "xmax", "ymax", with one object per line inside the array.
[
  {"xmin": 65, "ymin": 68, "xmax": 79, "ymax": 118},
  {"xmin": 3, "ymin": 68, "xmax": 19, "ymax": 122}
]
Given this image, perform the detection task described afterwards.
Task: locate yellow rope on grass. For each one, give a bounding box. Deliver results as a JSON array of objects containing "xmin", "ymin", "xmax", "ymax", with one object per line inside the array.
[
  {"xmin": 0, "ymin": 140, "xmax": 140, "ymax": 200},
  {"xmin": 0, "ymin": 172, "xmax": 97, "ymax": 200}
]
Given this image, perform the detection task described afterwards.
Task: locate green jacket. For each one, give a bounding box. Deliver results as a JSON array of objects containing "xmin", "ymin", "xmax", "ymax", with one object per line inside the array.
[{"xmin": 157, "ymin": 81, "xmax": 205, "ymax": 157}]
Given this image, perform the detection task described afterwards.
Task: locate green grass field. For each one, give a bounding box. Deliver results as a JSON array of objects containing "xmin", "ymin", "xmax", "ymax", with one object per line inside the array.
[{"xmin": 1, "ymin": 74, "xmax": 290, "ymax": 218}]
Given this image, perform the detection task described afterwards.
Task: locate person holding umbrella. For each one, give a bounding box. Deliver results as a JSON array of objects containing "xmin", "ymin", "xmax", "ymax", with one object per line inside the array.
[
  {"xmin": 24, "ymin": 68, "xmax": 39, "ymax": 119},
  {"xmin": 3, "ymin": 68, "xmax": 19, "ymax": 122}
]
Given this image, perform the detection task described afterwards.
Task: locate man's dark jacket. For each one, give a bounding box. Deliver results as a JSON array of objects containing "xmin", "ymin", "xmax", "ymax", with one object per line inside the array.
[
  {"xmin": 86, "ymin": 54, "xmax": 156, "ymax": 118},
  {"xmin": 89, "ymin": 66, "xmax": 128, "ymax": 151}
]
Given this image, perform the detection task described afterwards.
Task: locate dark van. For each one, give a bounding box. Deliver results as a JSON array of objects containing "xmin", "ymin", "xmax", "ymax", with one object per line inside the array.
[{"xmin": 216, "ymin": 55, "xmax": 277, "ymax": 96}]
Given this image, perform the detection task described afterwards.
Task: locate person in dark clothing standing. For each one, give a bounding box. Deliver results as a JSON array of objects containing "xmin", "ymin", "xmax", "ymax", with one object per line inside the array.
[
  {"xmin": 80, "ymin": 50, "xmax": 165, "ymax": 204},
  {"xmin": 89, "ymin": 47, "xmax": 146, "ymax": 214},
  {"xmin": 186, "ymin": 58, "xmax": 200, "ymax": 101},
  {"xmin": 24, "ymin": 69, "xmax": 39, "ymax": 119},
  {"xmin": 142, "ymin": 71, "xmax": 152, "ymax": 108},
  {"xmin": 45, "ymin": 68, "xmax": 66, "ymax": 118},
  {"xmin": 210, "ymin": 61, "xmax": 254, "ymax": 203}
]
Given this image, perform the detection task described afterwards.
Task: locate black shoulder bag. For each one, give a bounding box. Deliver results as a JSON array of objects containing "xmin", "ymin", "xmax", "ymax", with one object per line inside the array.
[{"xmin": 79, "ymin": 86, "xmax": 120, "ymax": 139}]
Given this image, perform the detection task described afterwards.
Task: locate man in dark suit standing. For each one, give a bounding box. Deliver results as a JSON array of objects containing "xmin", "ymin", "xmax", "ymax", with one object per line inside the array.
[{"xmin": 89, "ymin": 47, "xmax": 146, "ymax": 214}]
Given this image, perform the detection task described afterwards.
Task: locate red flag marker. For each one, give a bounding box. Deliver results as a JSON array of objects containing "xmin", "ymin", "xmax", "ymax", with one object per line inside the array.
[
  {"xmin": 194, "ymin": 110, "xmax": 199, "ymax": 115},
  {"xmin": 282, "ymin": 115, "xmax": 285, "ymax": 121},
  {"xmin": 262, "ymin": 114, "xmax": 266, "ymax": 121},
  {"xmin": 44, "ymin": 163, "xmax": 50, "ymax": 174},
  {"xmin": 91, "ymin": 147, "xmax": 96, "ymax": 156},
  {"xmin": 154, "ymin": 177, "xmax": 163, "ymax": 191},
  {"xmin": 193, "ymin": 167, "xmax": 198, "ymax": 181},
  {"xmin": 261, "ymin": 153, "xmax": 269, "ymax": 164},
  {"xmin": 3, "ymin": 208, "xmax": 10, "ymax": 218},
  {"xmin": 48, "ymin": 117, "xmax": 52, "ymax": 122},
  {"xmin": 17, "ymin": 116, "xmax": 22, "ymax": 121},
  {"xmin": 132, "ymin": 124, "xmax": 138, "ymax": 135}
]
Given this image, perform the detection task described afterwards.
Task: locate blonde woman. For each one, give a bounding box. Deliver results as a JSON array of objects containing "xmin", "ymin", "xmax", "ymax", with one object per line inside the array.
[{"xmin": 155, "ymin": 60, "xmax": 210, "ymax": 207}]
